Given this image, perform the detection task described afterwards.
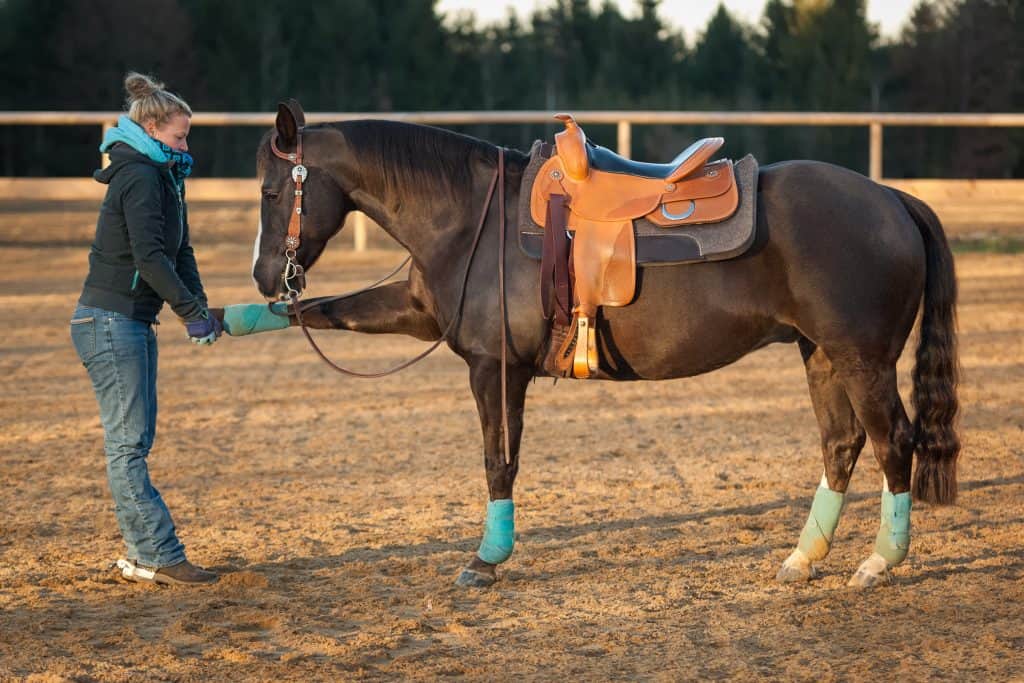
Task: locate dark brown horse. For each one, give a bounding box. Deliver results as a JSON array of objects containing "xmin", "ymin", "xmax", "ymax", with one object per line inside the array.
[{"xmin": 250, "ymin": 103, "xmax": 959, "ymax": 589}]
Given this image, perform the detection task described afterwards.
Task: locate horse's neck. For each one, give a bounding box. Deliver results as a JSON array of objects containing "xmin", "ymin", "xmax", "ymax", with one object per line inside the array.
[
  {"xmin": 345, "ymin": 189, "xmax": 406, "ymax": 245},
  {"xmin": 346, "ymin": 187, "xmax": 455, "ymax": 264},
  {"xmin": 334, "ymin": 149, "xmax": 503, "ymax": 267}
]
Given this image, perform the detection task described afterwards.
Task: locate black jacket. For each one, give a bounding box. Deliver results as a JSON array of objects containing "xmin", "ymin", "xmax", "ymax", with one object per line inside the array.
[{"xmin": 78, "ymin": 142, "xmax": 207, "ymax": 323}]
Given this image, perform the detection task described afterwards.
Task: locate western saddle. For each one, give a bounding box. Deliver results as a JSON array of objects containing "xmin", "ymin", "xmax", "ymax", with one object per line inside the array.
[{"xmin": 530, "ymin": 113, "xmax": 740, "ymax": 379}]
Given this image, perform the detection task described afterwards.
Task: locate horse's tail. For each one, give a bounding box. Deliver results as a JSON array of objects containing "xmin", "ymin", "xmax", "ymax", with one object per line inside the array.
[{"xmin": 889, "ymin": 187, "xmax": 961, "ymax": 505}]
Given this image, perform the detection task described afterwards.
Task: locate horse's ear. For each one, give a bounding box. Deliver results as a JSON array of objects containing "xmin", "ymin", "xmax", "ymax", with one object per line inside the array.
[
  {"xmin": 275, "ymin": 99, "xmax": 305, "ymax": 147},
  {"xmin": 284, "ymin": 98, "xmax": 306, "ymax": 128}
]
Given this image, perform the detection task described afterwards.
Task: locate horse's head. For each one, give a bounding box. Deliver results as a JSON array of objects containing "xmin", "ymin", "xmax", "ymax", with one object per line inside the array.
[{"xmin": 252, "ymin": 100, "xmax": 352, "ymax": 300}]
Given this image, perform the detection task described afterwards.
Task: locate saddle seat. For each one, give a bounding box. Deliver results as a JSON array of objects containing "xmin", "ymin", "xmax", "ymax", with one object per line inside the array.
[
  {"xmin": 529, "ymin": 113, "xmax": 740, "ymax": 379},
  {"xmin": 548, "ymin": 113, "xmax": 725, "ymax": 185},
  {"xmin": 587, "ymin": 136, "xmax": 726, "ymax": 182}
]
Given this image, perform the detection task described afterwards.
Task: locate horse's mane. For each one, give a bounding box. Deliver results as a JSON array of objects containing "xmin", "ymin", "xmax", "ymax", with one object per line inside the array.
[
  {"xmin": 259, "ymin": 119, "xmax": 529, "ymax": 205},
  {"xmin": 336, "ymin": 120, "xmax": 511, "ymax": 202}
]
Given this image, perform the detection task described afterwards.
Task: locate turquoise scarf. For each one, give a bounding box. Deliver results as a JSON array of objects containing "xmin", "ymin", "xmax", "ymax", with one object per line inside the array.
[{"xmin": 100, "ymin": 114, "xmax": 193, "ymax": 189}]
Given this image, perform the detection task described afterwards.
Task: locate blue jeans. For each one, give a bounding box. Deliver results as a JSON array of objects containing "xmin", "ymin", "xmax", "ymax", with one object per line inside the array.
[{"xmin": 70, "ymin": 304, "xmax": 186, "ymax": 567}]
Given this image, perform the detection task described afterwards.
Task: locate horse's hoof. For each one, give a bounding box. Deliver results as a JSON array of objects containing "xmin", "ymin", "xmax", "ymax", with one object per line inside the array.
[
  {"xmin": 847, "ymin": 568, "xmax": 891, "ymax": 588},
  {"xmin": 455, "ymin": 568, "xmax": 496, "ymax": 588},
  {"xmin": 776, "ymin": 549, "xmax": 818, "ymax": 583},
  {"xmin": 847, "ymin": 553, "xmax": 892, "ymax": 588},
  {"xmin": 776, "ymin": 564, "xmax": 818, "ymax": 583}
]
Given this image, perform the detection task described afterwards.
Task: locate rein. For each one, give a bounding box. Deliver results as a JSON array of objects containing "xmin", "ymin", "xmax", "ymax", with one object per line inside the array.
[{"xmin": 268, "ymin": 130, "xmax": 511, "ymax": 462}]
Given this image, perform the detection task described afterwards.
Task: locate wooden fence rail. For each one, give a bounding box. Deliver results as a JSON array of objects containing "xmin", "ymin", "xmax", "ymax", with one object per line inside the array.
[{"xmin": 2, "ymin": 111, "xmax": 1023, "ymax": 245}]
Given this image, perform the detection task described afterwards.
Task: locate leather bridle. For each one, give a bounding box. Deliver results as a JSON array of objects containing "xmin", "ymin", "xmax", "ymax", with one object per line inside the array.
[
  {"xmin": 269, "ymin": 130, "xmax": 309, "ymax": 298},
  {"xmin": 267, "ymin": 131, "xmax": 510, "ymax": 457}
]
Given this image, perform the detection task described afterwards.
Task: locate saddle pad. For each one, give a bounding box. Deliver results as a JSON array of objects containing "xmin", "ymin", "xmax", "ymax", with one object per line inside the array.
[{"xmin": 518, "ymin": 141, "xmax": 759, "ymax": 266}]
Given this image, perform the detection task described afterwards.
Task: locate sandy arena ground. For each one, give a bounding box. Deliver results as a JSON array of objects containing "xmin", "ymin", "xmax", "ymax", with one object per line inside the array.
[{"xmin": 1, "ymin": 202, "xmax": 1022, "ymax": 680}]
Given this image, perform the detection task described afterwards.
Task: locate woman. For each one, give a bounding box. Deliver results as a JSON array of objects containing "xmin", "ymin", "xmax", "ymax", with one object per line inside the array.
[{"xmin": 70, "ymin": 72, "xmax": 222, "ymax": 585}]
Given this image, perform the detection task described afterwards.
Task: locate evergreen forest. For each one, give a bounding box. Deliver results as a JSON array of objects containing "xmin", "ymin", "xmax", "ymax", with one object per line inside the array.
[{"xmin": 1, "ymin": 0, "xmax": 1020, "ymax": 178}]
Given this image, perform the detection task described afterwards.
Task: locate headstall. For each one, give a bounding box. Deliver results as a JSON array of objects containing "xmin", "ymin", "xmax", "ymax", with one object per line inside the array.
[{"xmin": 270, "ymin": 128, "xmax": 308, "ymax": 298}]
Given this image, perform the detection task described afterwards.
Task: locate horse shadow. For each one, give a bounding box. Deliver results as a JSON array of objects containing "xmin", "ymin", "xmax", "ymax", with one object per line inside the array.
[{"xmin": 234, "ymin": 473, "xmax": 1024, "ymax": 579}]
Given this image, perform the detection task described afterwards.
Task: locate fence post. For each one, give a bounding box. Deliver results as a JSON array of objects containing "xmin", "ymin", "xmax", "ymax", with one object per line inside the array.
[
  {"xmin": 353, "ymin": 211, "xmax": 368, "ymax": 252},
  {"xmin": 617, "ymin": 120, "xmax": 631, "ymax": 158},
  {"xmin": 101, "ymin": 121, "xmax": 114, "ymax": 169},
  {"xmin": 869, "ymin": 122, "xmax": 883, "ymax": 181}
]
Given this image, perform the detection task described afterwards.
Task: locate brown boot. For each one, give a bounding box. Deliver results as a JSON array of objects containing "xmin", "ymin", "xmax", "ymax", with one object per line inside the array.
[
  {"xmin": 117, "ymin": 558, "xmax": 219, "ymax": 585},
  {"xmin": 153, "ymin": 559, "xmax": 219, "ymax": 585}
]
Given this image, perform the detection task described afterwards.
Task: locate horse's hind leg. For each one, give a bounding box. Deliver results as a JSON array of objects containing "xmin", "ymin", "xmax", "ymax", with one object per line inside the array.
[
  {"xmin": 455, "ymin": 357, "xmax": 532, "ymax": 588},
  {"xmin": 777, "ymin": 338, "xmax": 867, "ymax": 583},
  {"xmin": 836, "ymin": 361, "xmax": 915, "ymax": 588}
]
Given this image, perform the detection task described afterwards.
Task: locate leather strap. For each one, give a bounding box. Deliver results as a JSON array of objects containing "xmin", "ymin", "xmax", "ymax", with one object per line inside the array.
[
  {"xmin": 270, "ymin": 132, "xmax": 304, "ymax": 251},
  {"xmin": 496, "ymin": 148, "xmax": 510, "ymax": 466},
  {"xmin": 541, "ymin": 194, "xmax": 571, "ymax": 327},
  {"xmin": 291, "ymin": 255, "xmax": 411, "ymax": 314}
]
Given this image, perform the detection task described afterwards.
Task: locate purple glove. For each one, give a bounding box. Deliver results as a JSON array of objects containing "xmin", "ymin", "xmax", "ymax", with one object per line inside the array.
[{"xmin": 185, "ymin": 311, "xmax": 223, "ymax": 345}]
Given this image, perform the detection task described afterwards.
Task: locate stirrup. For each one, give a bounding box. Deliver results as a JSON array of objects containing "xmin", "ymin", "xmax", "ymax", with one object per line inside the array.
[{"xmin": 571, "ymin": 315, "xmax": 598, "ymax": 378}]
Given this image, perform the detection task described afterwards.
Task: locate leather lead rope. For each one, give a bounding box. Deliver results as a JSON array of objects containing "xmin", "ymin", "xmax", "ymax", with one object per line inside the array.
[
  {"xmin": 496, "ymin": 148, "xmax": 510, "ymax": 466},
  {"xmin": 291, "ymin": 255, "xmax": 412, "ymax": 314}
]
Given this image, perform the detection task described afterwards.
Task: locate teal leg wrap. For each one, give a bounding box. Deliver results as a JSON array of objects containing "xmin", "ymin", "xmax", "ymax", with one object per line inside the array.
[
  {"xmin": 476, "ymin": 499, "xmax": 515, "ymax": 564},
  {"xmin": 222, "ymin": 303, "xmax": 290, "ymax": 336},
  {"xmin": 874, "ymin": 490, "xmax": 911, "ymax": 565},
  {"xmin": 797, "ymin": 486, "xmax": 846, "ymax": 561}
]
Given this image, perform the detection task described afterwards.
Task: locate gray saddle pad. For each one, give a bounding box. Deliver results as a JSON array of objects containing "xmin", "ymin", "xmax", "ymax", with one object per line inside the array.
[{"xmin": 518, "ymin": 141, "xmax": 759, "ymax": 266}]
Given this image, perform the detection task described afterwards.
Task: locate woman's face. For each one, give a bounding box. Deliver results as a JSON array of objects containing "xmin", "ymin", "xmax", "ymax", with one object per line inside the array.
[{"xmin": 146, "ymin": 113, "xmax": 191, "ymax": 153}]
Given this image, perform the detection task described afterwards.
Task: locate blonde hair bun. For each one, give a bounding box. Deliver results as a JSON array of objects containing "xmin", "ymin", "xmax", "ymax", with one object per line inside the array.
[
  {"xmin": 124, "ymin": 72, "xmax": 165, "ymax": 103},
  {"xmin": 123, "ymin": 71, "xmax": 192, "ymax": 127}
]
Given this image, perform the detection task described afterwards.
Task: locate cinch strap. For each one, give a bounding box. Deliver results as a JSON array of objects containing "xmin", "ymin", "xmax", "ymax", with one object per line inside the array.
[{"xmin": 476, "ymin": 499, "xmax": 515, "ymax": 564}]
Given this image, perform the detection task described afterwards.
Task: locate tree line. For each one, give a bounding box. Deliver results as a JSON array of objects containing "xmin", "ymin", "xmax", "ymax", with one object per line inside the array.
[{"xmin": 1, "ymin": 0, "xmax": 1020, "ymax": 178}]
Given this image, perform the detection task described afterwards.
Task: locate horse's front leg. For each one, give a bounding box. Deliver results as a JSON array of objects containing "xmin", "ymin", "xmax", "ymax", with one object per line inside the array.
[
  {"xmin": 288, "ymin": 281, "xmax": 442, "ymax": 340},
  {"xmin": 456, "ymin": 356, "xmax": 533, "ymax": 588},
  {"xmin": 213, "ymin": 281, "xmax": 442, "ymax": 340}
]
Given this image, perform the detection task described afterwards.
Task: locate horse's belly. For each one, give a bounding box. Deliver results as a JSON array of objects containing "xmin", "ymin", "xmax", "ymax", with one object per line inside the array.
[
  {"xmin": 599, "ymin": 312, "xmax": 796, "ymax": 380},
  {"xmin": 597, "ymin": 258, "xmax": 796, "ymax": 380}
]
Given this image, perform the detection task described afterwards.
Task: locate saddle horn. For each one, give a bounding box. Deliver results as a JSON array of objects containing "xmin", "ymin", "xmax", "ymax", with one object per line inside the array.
[{"xmin": 553, "ymin": 113, "xmax": 589, "ymax": 181}]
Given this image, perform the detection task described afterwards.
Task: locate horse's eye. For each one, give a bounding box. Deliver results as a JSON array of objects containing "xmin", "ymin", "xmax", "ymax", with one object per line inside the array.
[{"xmin": 262, "ymin": 190, "xmax": 280, "ymax": 201}]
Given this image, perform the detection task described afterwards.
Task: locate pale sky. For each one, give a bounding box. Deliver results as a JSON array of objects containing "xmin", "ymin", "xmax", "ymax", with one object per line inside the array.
[{"xmin": 436, "ymin": 0, "xmax": 918, "ymax": 42}]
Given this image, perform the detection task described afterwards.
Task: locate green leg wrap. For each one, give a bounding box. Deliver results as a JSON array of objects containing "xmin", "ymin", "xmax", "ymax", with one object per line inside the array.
[
  {"xmin": 874, "ymin": 490, "xmax": 911, "ymax": 566},
  {"xmin": 476, "ymin": 499, "xmax": 515, "ymax": 565},
  {"xmin": 222, "ymin": 303, "xmax": 290, "ymax": 336},
  {"xmin": 797, "ymin": 485, "xmax": 846, "ymax": 561}
]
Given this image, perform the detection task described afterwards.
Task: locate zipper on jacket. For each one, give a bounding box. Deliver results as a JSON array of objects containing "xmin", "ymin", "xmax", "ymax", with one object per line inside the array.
[
  {"xmin": 175, "ymin": 185, "xmax": 184, "ymax": 250},
  {"xmin": 168, "ymin": 169, "xmax": 184, "ymax": 250}
]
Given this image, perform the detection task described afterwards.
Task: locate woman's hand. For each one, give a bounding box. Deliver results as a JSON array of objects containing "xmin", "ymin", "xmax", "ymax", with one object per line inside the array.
[{"xmin": 184, "ymin": 311, "xmax": 223, "ymax": 345}]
